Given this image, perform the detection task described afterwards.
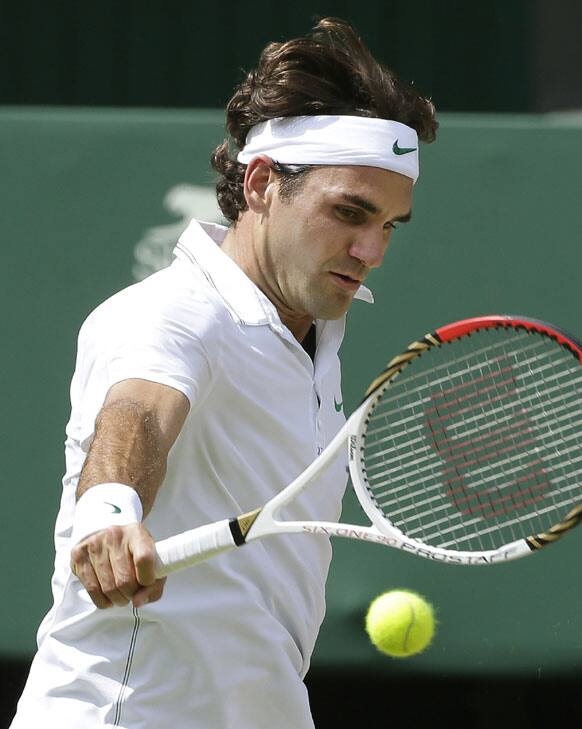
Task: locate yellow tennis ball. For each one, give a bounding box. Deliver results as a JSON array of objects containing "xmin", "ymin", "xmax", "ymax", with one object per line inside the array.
[{"xmin": 365, "ymin": 590, "xmax": 435, "ymax": 658}]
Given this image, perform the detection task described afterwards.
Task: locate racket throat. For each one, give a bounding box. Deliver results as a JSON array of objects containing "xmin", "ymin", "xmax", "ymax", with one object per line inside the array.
[{"xmin": 229, "ymin": 508, "xmax": 262, "ymax": 545}]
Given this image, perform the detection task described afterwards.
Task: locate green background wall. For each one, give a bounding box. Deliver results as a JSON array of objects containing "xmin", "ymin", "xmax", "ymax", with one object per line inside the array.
[{"xmin": 2, "ymin": 107, "xmax": 582, "ymax": 680}]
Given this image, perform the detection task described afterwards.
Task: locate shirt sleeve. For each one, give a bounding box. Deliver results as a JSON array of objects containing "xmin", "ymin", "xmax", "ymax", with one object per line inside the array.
[
  {"xmin": 105, "ymin": 313, "xmax": 213, "ymax": 403},
  {"xmin": 70, "ymin": 284, "xmax": 220, "ymax": 450}
]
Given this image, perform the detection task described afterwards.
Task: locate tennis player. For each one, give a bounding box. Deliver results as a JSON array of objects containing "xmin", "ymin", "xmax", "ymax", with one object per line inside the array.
[{"xmin": 10, "ymin": 17, "xmax": 437, "ymax": 729}]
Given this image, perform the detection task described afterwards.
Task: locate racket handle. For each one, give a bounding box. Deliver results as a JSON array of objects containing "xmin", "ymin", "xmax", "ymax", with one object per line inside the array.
[{"xmin": 154, "ymin": 519, "xmax": 236, "ymax": 577}]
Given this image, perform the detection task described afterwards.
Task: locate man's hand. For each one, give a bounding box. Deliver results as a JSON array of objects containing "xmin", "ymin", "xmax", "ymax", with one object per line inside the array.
[{"xmin": 70, "ymin": 523, "xmax": 166, "ymax": 609}]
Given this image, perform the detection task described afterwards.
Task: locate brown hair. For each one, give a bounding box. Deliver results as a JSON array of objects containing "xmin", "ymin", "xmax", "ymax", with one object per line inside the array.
[{"xmin": 211, "ymin": 17, "xmax": 438, "ymax": 223}]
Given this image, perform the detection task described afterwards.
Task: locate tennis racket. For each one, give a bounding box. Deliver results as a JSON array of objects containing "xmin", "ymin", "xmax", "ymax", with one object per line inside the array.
[{"xmin": 154, "ymin": 314, "xmax": 582, "ymax": 575}]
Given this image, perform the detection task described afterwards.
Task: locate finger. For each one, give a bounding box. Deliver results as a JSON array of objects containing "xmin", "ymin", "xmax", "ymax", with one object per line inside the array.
[
  {"xmin": 86, "ymin": 537, "xmax": 131, "ymax": 608},
  {"xmin": 130, "ymin": 533, "xmax": 158, "ymax": 588},
  {"xmin": 108, "ymin": 545, "xmax": 141, "ymax": 602},
  {"xmin": 71, "ymin": 525, "xmax": 155, "ymax": 607},
  {"xmin": 71, "ymin": 556, "xmax": 114, "ymax": 610},
  {"xmin": 132, "ymin": 578, "xmax": 167, "ymax": 608}
]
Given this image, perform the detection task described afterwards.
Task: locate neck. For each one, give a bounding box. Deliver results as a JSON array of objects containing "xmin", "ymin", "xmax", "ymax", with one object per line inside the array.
[{"xmin": 221, "ymin": 219, "xmax": 313, "ymax": 342}]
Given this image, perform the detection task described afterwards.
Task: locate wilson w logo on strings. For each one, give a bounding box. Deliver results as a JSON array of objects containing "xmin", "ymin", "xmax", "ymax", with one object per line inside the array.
[{"xmin": 423, "ymin": 357, "xmax": 550, "ymax": 520}]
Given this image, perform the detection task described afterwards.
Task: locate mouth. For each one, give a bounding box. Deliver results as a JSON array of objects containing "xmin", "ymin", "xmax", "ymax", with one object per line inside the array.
[{"xmin": 329, "ymin": 272, "xmax": 362, "ymax": 292}]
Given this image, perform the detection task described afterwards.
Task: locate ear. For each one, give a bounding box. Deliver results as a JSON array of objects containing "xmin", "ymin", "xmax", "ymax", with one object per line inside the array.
[{"xmin": 243, "ymin": 156, "xmax": 277, "ymax": 214}]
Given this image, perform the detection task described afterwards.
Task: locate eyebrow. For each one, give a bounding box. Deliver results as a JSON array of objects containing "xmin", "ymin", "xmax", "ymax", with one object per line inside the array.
[{"xmin": 338, "ymin": 193, "xmax": 412, "ymax": 223}]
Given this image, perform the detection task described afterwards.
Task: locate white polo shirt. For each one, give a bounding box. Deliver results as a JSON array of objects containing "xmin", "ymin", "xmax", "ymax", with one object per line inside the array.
[{"xmin": 11, "ymin": 220, "xmax": 373, "ymax": 729}]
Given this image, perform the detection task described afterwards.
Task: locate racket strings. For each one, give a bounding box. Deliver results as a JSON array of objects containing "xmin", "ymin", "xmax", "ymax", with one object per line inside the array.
[{"xmin": 361, "ymin": 328, "xmax": 582, "ymax": 552}]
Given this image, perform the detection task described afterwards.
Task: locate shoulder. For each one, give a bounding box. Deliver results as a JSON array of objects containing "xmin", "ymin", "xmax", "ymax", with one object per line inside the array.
[
  {"xmin": 71, "ymin": 261, "xmax": 230, "ymax": 410},
  {"xmin": 79, "ymin": 259, "xmax": 231, "ymax": 346}
]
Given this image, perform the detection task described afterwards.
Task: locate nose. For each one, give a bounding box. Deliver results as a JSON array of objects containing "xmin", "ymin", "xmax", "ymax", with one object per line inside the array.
[{"xmin": 348, "ymin": 230, "xmax": 389, "ymax": 269}]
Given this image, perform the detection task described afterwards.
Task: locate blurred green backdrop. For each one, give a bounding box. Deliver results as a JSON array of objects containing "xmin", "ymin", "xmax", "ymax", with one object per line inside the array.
[{"xmin": 1, "ymin": 107, "xmax": 581, "ymax": 680}]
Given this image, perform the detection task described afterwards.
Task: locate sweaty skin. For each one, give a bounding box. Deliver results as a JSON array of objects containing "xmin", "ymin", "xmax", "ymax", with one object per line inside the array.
[{"xmin": 222, "ymin": 157, "xmax": 413, "ymax": 341}]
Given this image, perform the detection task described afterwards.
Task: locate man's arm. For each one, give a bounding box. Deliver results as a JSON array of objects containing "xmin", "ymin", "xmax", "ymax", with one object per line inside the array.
[{"xmin": 70, "ymin": 378, "xmax": 190, "ymax": 609}]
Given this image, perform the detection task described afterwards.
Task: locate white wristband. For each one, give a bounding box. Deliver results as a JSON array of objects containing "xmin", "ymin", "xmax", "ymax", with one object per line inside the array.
[{"xmin": 71, "ymin": 483, "xmax": 144, "ymax": 546}]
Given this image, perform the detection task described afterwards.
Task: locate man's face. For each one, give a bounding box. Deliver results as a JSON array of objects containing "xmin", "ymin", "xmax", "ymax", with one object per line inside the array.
[{"xmin": 257, "ymin": 164, "xmax": 413, "ymax": 327}]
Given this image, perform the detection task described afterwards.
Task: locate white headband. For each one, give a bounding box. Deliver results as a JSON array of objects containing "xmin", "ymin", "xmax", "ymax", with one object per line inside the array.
[{"xmin": 237, "ymin": 115, "xmax": 419, "ymax": 183}]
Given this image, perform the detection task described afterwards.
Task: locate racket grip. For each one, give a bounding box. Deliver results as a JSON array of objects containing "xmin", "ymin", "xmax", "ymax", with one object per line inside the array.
[{"xmin": 154, "ymin": 519, "xmax": 236, "ymax": 577}]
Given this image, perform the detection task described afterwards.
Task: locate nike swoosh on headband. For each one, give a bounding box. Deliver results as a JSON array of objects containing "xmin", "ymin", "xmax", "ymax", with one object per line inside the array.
[{"xmin": 392, "ymin": 140, "xmax": 417, "ymax": 156}]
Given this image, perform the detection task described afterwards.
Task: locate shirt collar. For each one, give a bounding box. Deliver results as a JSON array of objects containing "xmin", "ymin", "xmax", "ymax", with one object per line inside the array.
[{"xmin": 173, "ymin": 218, "xmax": 374, "ymax": 326}]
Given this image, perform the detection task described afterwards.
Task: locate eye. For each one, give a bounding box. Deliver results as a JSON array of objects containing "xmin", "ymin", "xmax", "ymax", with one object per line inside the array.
[
  {"xmin": 385, "ymin": 221, "xmax": 398, "ymax": 231},
  {"xmin": 335, "ymin": 206, "xmax": 362, "ymax": 222}
]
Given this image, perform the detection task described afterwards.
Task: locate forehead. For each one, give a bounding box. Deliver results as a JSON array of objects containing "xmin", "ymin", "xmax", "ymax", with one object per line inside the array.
[{"xmin": 302, "ymin": 165, "xmax": 413, "ymax": 209}]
